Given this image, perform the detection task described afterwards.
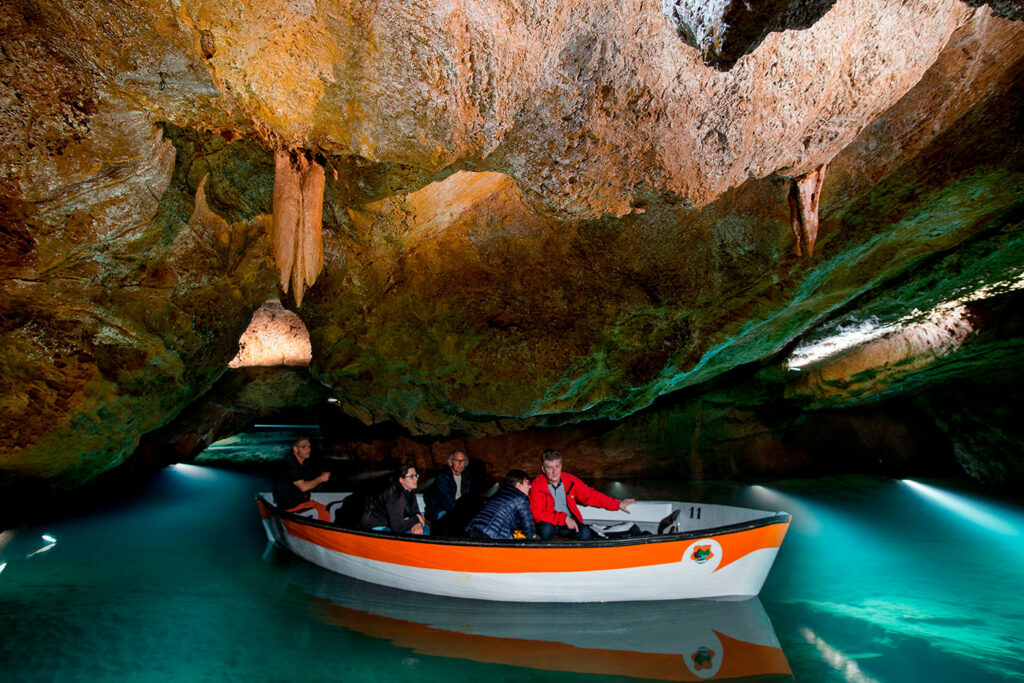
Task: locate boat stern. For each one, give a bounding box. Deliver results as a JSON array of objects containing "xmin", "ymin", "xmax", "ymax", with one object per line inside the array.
[{"xmin": 256, "ymin": 495, "xmax": 279, "ymax": 544}]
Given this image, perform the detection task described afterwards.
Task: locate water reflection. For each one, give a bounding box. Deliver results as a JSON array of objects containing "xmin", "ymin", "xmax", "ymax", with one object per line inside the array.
[{"xmin": 270, "ymin": 552, "xmax": 793, "ymax": 682}]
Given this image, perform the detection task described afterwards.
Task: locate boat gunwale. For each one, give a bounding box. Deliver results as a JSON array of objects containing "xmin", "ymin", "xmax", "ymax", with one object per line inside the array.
[{"xmin": 257, "ymin": 493, "xmax": 791, "ymax": 549}]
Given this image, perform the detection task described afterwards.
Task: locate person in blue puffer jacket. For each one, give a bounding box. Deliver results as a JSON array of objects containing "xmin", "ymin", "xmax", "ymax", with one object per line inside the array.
[{"xmin": 465, "ymin": 470, "xmax": 536, "ymax": 540}]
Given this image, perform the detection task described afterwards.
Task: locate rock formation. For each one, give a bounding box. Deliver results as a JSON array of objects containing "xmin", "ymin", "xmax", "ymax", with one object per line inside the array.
[
  {"xmin": 661, "ymin": 0, "xmax": 839, "ymax": 70},
  {"xmin": 271, "ymin": 149, "xmax": 325, "ymax": 306},
  {"xmin": 229, "ymin": 298, "xmax": 312, "ymax": 368},
  {"xmin": 787, "ymin": 165, "xmax": 826, "ymax": 257},
  {"xmin": 2, "ymin": 0, "xmax": 1024, "ymax": 502}
]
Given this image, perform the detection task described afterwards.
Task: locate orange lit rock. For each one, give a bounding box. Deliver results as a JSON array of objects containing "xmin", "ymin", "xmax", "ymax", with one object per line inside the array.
[
  {"xmin": 787, "ymin": 305, "xmax": 976, "ymax": 402},
  {"xmin": 3, "ymin": 0, "xmax": 1024, "ymax": 495},
  {"xmin": 2, "ymin": 0, "xmax": 982, "ymax": 217},
  {"xmin": 229, "ymin": 299, "xmax": 312, "ymax": 368}
]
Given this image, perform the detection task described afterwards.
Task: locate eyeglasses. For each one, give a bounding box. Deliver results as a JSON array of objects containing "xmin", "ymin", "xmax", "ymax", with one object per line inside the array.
[{"xmin": 403, "ymin": 473, "xmax": 420, "ymax": 479}]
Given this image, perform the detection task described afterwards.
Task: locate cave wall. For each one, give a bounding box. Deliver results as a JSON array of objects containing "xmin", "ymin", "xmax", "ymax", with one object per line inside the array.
[
  {"xmin": 0, "ymin": 128, "xmax": 278, "ymax": 490},
  {"xmin": 2, "ymin": 0, "xmax": 1024, "ymax": 496}
]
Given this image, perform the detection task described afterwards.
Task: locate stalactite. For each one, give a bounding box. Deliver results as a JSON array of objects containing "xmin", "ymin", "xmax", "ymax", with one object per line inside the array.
[
  {"xmin": 271, "ymin": 148, "xmax": 325, "ymax": 307},
  {"xmin": 787, "ymin": 165, "xmax": 826, "ymax": 257},
  {"xmin": 189, "ymin": 174, "xmax": 228, "ymax": 233}
]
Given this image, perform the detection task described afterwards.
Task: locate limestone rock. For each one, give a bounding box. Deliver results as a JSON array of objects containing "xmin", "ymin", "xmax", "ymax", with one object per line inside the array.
[
  {"xmin": 963, "ymin": 0, "xmax": 1024, "ymax": 19},
  {"xmin": 229, "ymin": 299, "xmax": 312, "ymax": 368},
  {"xmin": 4, "ymin": 0, "xmax": 982, "ymax": 217},
  {"xmin": 661, "ymin": 0, "xmax": 838, "ymax": 70},
  {"xmin": 788, "ymin": 165, "xmax": 826, "ymax": 256},
  {"xmin": 3, "ymin": 0, "xmax": 1024, "ymax": 493},
  {"xmin": 0, "ymin": 127, "xmax": 277, "ymax": 490}
]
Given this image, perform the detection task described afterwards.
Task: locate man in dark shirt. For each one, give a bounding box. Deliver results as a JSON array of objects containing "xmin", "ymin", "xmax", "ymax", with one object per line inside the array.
[
  {"xmin": 273, "ymin": 437, "xmax": 331, "ymax": 521},
  {"xmin": 427, "ymin": 450, "xmax": 470, "ymax": 516}
]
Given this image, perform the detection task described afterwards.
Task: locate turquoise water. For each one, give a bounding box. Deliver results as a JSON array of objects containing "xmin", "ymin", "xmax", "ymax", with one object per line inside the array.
[
  {"xmin": 747, "ymin": 479, "xmax": 1024, "ymax": 682},
  {"xmin": 1, "ymin": 464, "xmax": 1022, "ymax": 682}
]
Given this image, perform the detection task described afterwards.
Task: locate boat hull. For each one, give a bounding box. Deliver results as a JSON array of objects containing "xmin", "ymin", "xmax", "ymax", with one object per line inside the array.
[{"xmin": 258, "ymin": 495, "xmax": 789, "ymax": 603}]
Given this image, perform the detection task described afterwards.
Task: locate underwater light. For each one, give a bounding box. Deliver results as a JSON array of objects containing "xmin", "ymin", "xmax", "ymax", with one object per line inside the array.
[
  {"xmin": 26, "ymin": 543, "xmax": 55, "ymax": 558},
  {"xmin": 746, "ymin": 485, "xmax": 819, "ymax": 534},
  {"xmin": 171, "ymin": 463, "xmax": 218, "ymax": 480},
  {"xmin": 902, "ymin": 480, "xmax": 1019, "ymax": 536},
  {"xmin": 801, "ymin": 627, "xmax": 879, "ymax": 683},
  {"xmin": 41, "ymin": 534, "xmax": 56, "ymax": 543}
]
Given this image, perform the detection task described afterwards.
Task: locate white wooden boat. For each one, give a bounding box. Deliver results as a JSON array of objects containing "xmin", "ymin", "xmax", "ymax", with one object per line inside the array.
[
  {"xmin": 256, "ymin": 491, "xmax": 790, "ymax": 603},
  {"xmin": 275, "ymin": 557, "xmax": 793, "ymax": 681}
]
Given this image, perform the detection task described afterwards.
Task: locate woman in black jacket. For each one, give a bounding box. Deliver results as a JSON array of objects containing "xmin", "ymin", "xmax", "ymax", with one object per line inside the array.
[
  {"xmin": 360, "ymin": 464, "xmax": 428, "ymax": 535},
  {"xmin": 465, "ymin": 470, "xmax": 535, "ymax": 540}
]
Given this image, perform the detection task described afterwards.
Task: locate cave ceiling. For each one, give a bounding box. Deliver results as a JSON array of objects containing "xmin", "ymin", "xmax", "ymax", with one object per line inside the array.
[{"xmin": 2, "ymin": 0, "xmax": 1024, "ymax": 490}]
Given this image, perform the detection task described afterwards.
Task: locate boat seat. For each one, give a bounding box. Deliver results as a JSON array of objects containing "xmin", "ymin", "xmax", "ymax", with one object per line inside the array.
[
  {"xmin": 330, "ymin": 492, "xmax": 372, "ymax": 529},
  {"xmin": 657, "ymin": 509, "xmax": 680, "ymax": 535}
]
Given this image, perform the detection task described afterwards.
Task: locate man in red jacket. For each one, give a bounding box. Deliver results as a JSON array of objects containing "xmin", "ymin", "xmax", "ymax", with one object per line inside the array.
[{"xmin": 529, "ymin": 450, "xmax": 635, "ymax": 540}]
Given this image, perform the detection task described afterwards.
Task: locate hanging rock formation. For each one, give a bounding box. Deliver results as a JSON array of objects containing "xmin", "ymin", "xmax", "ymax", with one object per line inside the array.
[
  {"xmin": 271, "ymin": 149, "xmax": 325, "ymax": 306},
  {"xmin": 787, "ymin": 165, "xmax": 827, "ymax": 257}
]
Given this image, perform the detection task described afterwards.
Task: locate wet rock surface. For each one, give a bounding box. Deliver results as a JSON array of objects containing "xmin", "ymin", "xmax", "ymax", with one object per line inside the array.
[
  {"xmin": 0, "ymin": 127, "xmax": 277, "ymax": 491},
  {"xmin": 2, "ymin": 0, "xmax": 1024, "ymax": 501}
]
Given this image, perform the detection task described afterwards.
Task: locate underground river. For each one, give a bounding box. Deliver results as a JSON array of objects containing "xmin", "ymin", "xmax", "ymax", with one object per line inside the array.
[{"xmin": 1, "ymin": 443, "xmax": 1021, "ymax": 682}]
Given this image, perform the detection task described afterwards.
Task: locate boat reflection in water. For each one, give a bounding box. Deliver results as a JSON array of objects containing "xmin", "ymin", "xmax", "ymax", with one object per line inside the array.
[{"xmin": 271, "ymin": 550, "xmax": 793, "ymax": 682}]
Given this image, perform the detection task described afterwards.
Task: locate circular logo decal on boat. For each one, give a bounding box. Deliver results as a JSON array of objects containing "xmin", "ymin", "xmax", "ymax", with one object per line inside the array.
[
  {"xmin": 684, "ymin": 632, "xmax": 723, "ymax": 678},
  {"xmin": 683, "ymin": 538, "xmax": 722, "ymax": 571}
]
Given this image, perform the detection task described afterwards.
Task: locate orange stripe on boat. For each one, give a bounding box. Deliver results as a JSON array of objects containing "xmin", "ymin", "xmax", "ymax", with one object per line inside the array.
[
  {"xmin": 714, "ymin": 521, "xmax": 789, "ymax": 573},
  {"xmin": 256, "ymin": 500, "xmax": 271, "ymax": 520},
  {"xmin": 281, "ymin": 517, "xmax": 788, "ymax": 573}
]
